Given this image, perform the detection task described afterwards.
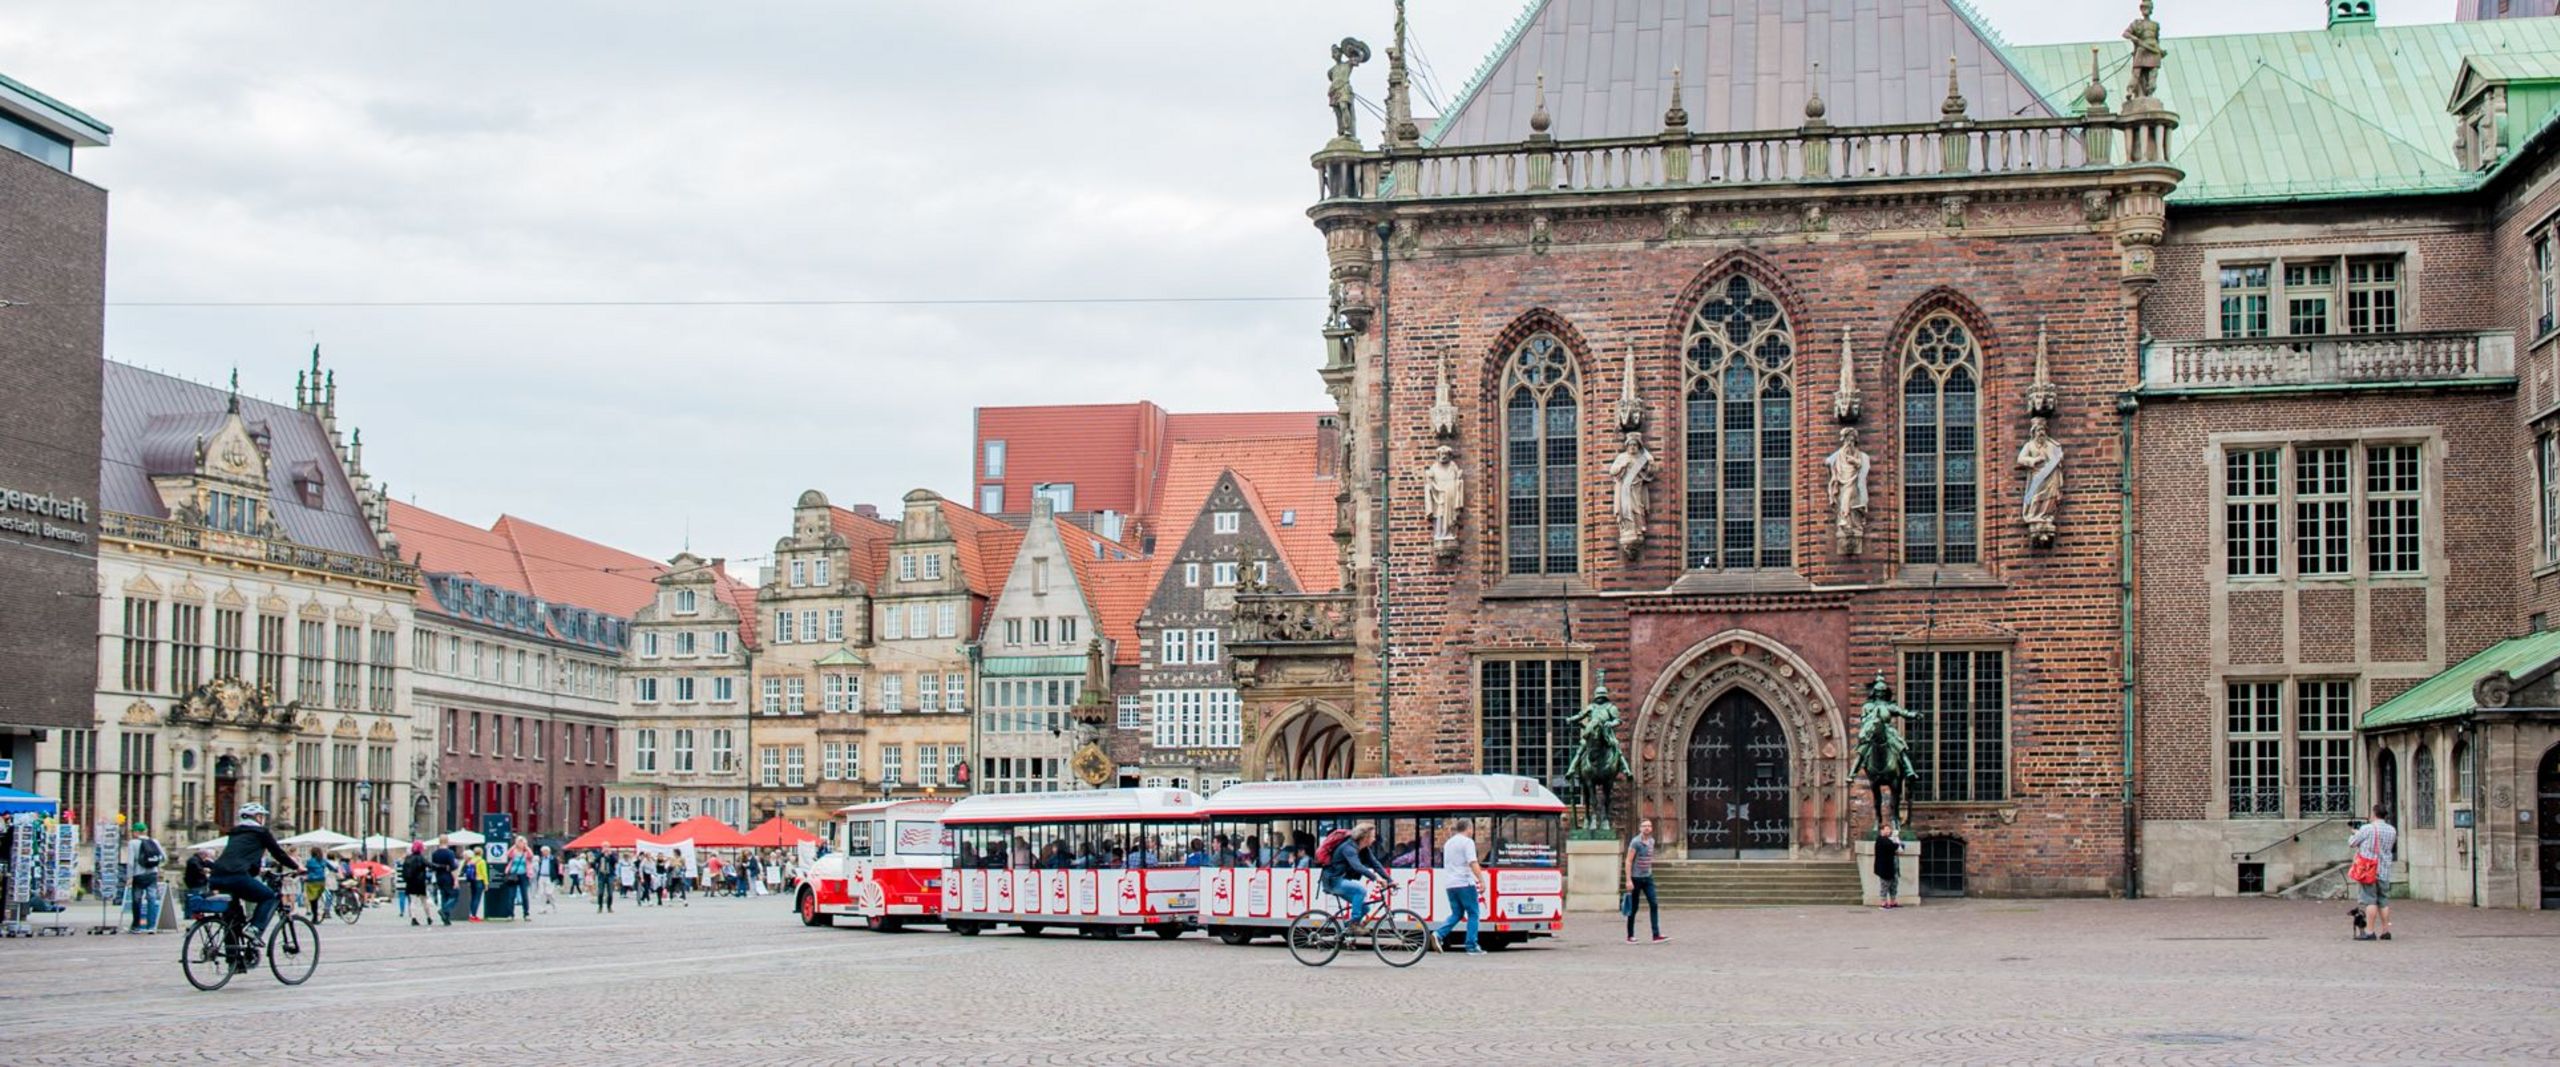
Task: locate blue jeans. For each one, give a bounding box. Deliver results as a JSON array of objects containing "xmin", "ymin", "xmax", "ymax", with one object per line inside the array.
[
  {"xmin": 1435, "ymin": 885, "xmax": 1480, "ymax": 949},
  {"xmin": 465, "ymin": 881, "xmax": 483, "ymax": 918},
  {"xmin": 1625, "ymin": 876, "xmax": 1659, "ymax": 938},
  {"xmin": 1322, "ymin": 876, "xmax": 1374, "ymax": 924},
  {"xmin": 207, "ymin": 874, "xmax": 278, "ymax": 935},
  {"xmin": 131, "ymin": 878, "xmax": 162, "ymax": 930}
]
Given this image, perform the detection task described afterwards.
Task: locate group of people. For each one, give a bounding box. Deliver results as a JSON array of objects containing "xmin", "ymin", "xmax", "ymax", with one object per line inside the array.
[
  {"xmin": 392, "ymin": 837, "xmax": 557, "ymax": 926},
  {"xmin": 1309, "ymin": 819, "xmax": 1492, "ymax": 955}
]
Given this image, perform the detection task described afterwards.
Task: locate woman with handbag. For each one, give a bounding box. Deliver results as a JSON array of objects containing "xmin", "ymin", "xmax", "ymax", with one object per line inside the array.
[{"xmin": 2347, "ymin": 804, "xmax": 2397, "ymax": 941}]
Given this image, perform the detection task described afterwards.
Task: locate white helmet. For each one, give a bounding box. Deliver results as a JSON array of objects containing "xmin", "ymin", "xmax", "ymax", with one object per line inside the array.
[{"xmin": 237, "ymin": 802, "xmax": 270, "ymax": 822}]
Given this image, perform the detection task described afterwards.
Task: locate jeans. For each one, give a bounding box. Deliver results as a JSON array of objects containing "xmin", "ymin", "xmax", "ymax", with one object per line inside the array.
[
  {"xmin": 1625, "ymin": 876, "xmax": 1659, "ymax": 938},
  {"xmin": 131, "ymin": 879, "xmax": 162, "ymax": 931},
  {"xmin": 435, "ymin": 884, "xmax": 458, "ymax": 923},
  {"xmin": 1323, "ymin": 876, "xmax": 1374, "ymax": 925},
  {"xmin": 1435, "ymin": 885, "xmax": 1481, "ymax": 949},
  {"xmin": 465, "ymin": 881, "xmax": 483, "ymax": 918},
  {"xmin": 208, "ymin": 874, "xmax": 279, "ymax": 935}
]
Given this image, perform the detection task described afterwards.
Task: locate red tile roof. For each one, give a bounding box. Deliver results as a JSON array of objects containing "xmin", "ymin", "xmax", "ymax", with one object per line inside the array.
[
  {"xmin": 972, "ymin": 402, "xmax": 1329, "ymax": 529},
  {"xmin": 940, "ymin": 498, "xmax": 1022, "ymax": 600},
  {"xmin": 1152, "ymin": 437, "xmax": 1342, "ymax": 595},
  {"xmin": 388, "ymin": 500, "xmax": 665, "ymax": 618},
  {"xmin": 827, "ymin": 507, "xmax": 900, "ymax": 590},
  {"xmin": 714, "ymin": 566, "xmax": 760, "ymax": 650},
  {"xmin": 1084, "ymin": 556, "xmax": 1158, "ymax": 666},
  {"xmin": 1164, "ymin": 411, "xmax": 1329, "ymax": 443}
]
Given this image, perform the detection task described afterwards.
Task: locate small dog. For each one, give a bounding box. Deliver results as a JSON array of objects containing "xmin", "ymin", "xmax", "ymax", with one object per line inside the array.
[{"xmin": 2350, "ymin": 906, "xmax": 2369, "ymax": 938}]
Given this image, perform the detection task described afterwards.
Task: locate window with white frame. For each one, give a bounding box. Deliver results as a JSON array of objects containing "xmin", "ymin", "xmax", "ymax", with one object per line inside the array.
[
  {"xmin": 945, "ymin": 673, "xmax": 967, "ymax": 712},
  {"xmin": 2217, "ymin": 255, "xmax": 2403, "ymax": 338},
  {"xmin": 909, "ymin": 603, "xmax": 930, "ymax": 638},
  {"xmin": 883, "ymin": 605, "xmax": 904, "ymax": 640},
  {"xmin": 1117, "ymin": 694, "xmax": 1144, "ymax": 729},
  {"xmin": 936, "ymin": 602, "xmax": 957, "ymax": 638},
  {"xmin": 2225, "ymin": 681, "xmax": 2282, "ymax": 817},
  {"xmin": 2539, "ymin": 233, "xmax": 2558, "ymax": 336},
  {"xmin": 2225, "ymin": 678, "xmax": 2354, "ymax": 819},
  {"xmin": 713, "ymin": 676, "xmax": 735, "ymax": 703},
  {"xmin": 785, "ymin": 677, "xmax": 806, "ymax": 713},
  {"xmin": 775, "ymin": 612, "xmax": 797, "ymax": 644},
  {"xmin": 825, "ymin": 609, "xmax": 844, "ymax": 642},
  {"xmin": 786, "ymin": 746, "xmax": 806, "ymax": 786},
  {"xmin": 898, "ymin": 554, "xmax": 917, "ymax": 581},
  {"xmin": 2225, "ymin": 448, "xmax": 2280, "ymax": 577},
  {"xmin": 675, "ymin": 589, "xmax": 698, "ymax": 614},
  {"xmin": 1204, "ymin": 689, "xmax": 1242, "ymax": 748},
  {"xmin": 636, "ymin": 677, "xmax": 659, "ymax": 703},
  {"xmin": 923, "ymin": 554, "xmax": 944, "ymax": 581},
  {"xmin": 673, "ymin": 675, "xmax": 696, "ymax": 703},
  {"xmin": 985, "ymin": 439, "xmax": 1007, "ymax": 478},
  {"xmin": 1031, "ymin": 617, "xmax": 1050, "ymax": 644},
  {"xmin": 673, "ymin": 729, "xmax": 695, "ymax": 772},
  {"xmin": 882, "ymin": 674, "xmax": 904, "ymax": 712},
  {"xmin": 1193, "ymin": 627, "xmax": 1220, "ymax": 664},
  {"xmin": 790, "ymin": 560, "xmax": 807, "ymax": 587},
  {"xmin": 1213, "ymin": 511, "xmax": 1240, "ymax": 534},
  {"xmin": 1212, "ymin": 561, "xmax": 1238, "ymax": 587},
  {"xmin": 642, "ymin": 632, "xmax": 660, "ymax": 658},
  {"xmin": 2295, "ymin": 446, "xmax": 2351, "ymax": 576},
  {"xmin": 712, "ymin": 729, "xmax": 735, "ymax": 773},
  {"xmin": 1060, "ymin": 617, "xmax": 1079, "ymax": 644},
  {"xmin": 1251, "ymin": 561, "xmax": 1270, "ymax": 586},
  {"xmin": 881, "ymin": 744, "xmax": 903, "ymax": 786},
  {"xmin": 1183, "ymin": 563, "xmax": 1200, "ymax": 587},
  {"xmin": 800, "ymin": 611, "xmax": 819, "ymax": 643},
  {"xmin": 920, "ymin": 675, "xmax": 941, "ymax": 712},
  {"xmin": 635, "ymin": 729, "xmax": 659, "ymax": 773},
  {"xmin": 813, "ymin": 557, "xmax": 830, "ymax": 586},
  {"xmin": 1150, "ymin": 690, "xmax": 1202, "ymax": 748},
  {"xmin": 981, "ymin": 485, "xmax": 1004, "ymax": 514},
  {"xmin": 761, "ymin": 678, "xmax": 782, "ymax": 714},
  {"xmin": 1034, "ymin": 483, "xmax": 1074, "ymax": 513},
  {"xmin": 823, "ymin": 742, "xmax": 844, "ymax": 781},
  {"xmin": 713, "ymin": 631, "xmax": 731, "ymax": 655},
  {"xmin": 919, "ymin": 746, "xmax": 941, "ymax": 788},
  {"xmin": 2366, "ymin": 444, "xmax": 2422, "ymax": 574},
  {"xmin": 2297, "ymin": 680, "xmax": 2355, "ymax": 817},
  {"xmin": 822, "ymin": 673, "xmax": 849, "ymax": 712},
  {"xmin": 760, "ymin": 746, "xmax": 781, "ymax": 787},
  {"xmin": 2541, "ymin": 432, "xmax": 2560, "ymax": 565},
  {"xmin": 1161, "ymin": 629, "xmax": 1189, "ymax": 665},
  {"xmin": 1005, "ymin": 618, "xmax": 1023, "ymax": 644}
]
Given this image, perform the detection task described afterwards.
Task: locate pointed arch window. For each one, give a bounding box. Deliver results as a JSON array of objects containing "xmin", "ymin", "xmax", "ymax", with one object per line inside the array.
[
  {"xmin": 1684, "ymin": 275, "xmax": 1795, "ymax": 570},
  {"xmin": 1902, "ymin": 314, "xmax": 1982, "ymax": 564},
  {"xmin": 1502, "ymin": 334, "xmax": 1579, "ymax": 576}
]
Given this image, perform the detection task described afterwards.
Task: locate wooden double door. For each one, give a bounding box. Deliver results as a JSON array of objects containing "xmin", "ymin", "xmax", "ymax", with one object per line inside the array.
[{"xmin": 1683, "ymin": 691, "xmax": 1792, "ymax": 858}]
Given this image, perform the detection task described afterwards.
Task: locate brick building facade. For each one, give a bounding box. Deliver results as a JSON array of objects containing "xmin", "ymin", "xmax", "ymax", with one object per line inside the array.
[{"xmin": 0, "ymin": 73, "xmax": 108, "ymax": 795}]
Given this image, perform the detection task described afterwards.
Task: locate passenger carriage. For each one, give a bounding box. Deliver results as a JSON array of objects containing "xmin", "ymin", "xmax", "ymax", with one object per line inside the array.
[
  {"xmin": 1195, "ymin": 775, "xmax": 1566, "ymax": 949},
  {"xmin": 938, "ymin": 788, "xmax": 1205, "ymax": 939},
  {"xmin": 797, "ymin": 798, "xmax": 952, "ymax": 931}
]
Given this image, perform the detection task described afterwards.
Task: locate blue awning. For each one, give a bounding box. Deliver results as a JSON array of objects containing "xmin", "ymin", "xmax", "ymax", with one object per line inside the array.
[{"xmin": 0, "ymin": 786, "xmax": 60, "ymax": 816}]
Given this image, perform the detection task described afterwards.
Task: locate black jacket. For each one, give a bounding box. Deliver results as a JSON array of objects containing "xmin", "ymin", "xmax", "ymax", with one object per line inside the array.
[
  {"xmin": 401, "ymin": 853, "xmax": 429, "ymax": 892},
  {"xmin": 212, "ymin": 821, "xmax": 296, "ymax": 878},
  {"xmin": 183, "ymin": 854, "xmax": 215, "ymax": 890}
]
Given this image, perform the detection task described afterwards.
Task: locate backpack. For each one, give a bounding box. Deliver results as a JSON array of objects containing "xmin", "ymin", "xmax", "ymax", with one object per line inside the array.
[
  {"xmin": 135, "ymin": 838, "xmax": 164, "ymax": 871},
  {"xmin": 1315, "ymin": 829, "xmax": 1353, "ymax": 868}
]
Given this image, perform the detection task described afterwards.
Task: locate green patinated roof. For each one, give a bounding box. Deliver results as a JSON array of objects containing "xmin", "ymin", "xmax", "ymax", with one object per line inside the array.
[
  {"xmin": 980, "ymin": 654, "xmax": 1087, "ymax": 677},
  {"xmin": 2010, "ymin": 20, "xmax": 2560, "ymax": 204},
  {"xmin": 815, "ymin": 648, "xmax": 869, "ymax": 668},
  {"xmin": 2362, "ymin": 628, "xmax": 2560, "ymax": 732}
]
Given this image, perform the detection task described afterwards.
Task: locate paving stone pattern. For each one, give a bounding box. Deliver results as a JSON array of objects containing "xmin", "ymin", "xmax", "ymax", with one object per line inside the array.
[{"xmin": 3, "ymin": 895, "xmax": 2556, "ymax": 1065}]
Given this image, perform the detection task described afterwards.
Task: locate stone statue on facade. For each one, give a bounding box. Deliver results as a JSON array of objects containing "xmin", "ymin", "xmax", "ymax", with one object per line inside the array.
[
  {"xmin": 1423, "ymin": 444, "xmax": 1464, "ymax": 555},
  {"xmin": 2122, "ymin": 0, "xmax": 2165, "ymax": 105},
  {"xmin": 1824, "ymin": 427, "xmax": 1871, "ymax": 556},
  {"xmin": 1327, "ymin": 37, "xmax": 1373, "ymax": 147},
  {"xmin": 2018, "ymin": 415, "xmax": 2065, "ymax": 547},
  {"xmin": 1607, "ymin": 432, "xmax": 1653, "ymax": 555},
  {"xmin": 1567, "ymin": 685, "xmax": 1631, "ymax": 832},
  {"xmin": 1853, "ymin": 674, "xmax": 1927, "ymax": 826}
]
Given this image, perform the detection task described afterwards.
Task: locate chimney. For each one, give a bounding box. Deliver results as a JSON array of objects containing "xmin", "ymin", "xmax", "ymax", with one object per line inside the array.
[
  {"xmin": 2327, "ymin": 1, "xmax": 2376, "ymax": 28},
  {"xmin": 853, "ymin": 504, "xmax": 880, "ymax": 520},
  {"xmin": 1314, "ymin": 414, "xmax": 1342, "ymax": 479}
]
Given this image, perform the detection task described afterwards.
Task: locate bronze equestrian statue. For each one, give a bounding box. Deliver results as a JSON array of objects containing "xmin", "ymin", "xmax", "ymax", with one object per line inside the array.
[
  {"xmin": 1853, "ymin": 674, "xmax": 1928, "ymax": 826},
  {"xmin": 1566, "ymin": 686, "xmax": 1632, "ymax": 832}
]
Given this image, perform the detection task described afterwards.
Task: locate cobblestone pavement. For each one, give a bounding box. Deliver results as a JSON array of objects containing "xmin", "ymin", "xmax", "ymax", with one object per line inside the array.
[{"xmin": 4, "ymin": 893, "xmax": 2557, "ymax": 1065}]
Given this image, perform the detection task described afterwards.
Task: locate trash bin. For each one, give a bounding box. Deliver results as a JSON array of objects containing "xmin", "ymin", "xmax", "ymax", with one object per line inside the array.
[{"xmin": 482, "ymin": 878, "xmax": 519, "ymax": 921}]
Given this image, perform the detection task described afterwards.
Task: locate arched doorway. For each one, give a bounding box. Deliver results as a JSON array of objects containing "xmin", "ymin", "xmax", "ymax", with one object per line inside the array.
[
  {"xmin": 1256, "ymin": 703, "xmax": 1356, "ymax": 781},
  {"xmin": 213, "ymin": 754, "xmax": 241, "ymax": 827},
  {"xmin": 2538, "ymin": 744, "xmax": 2560, "ymax": 910},
  {"xmin": 1684, "ymin": 691, "xmax": 1792, "ymax": 857}
]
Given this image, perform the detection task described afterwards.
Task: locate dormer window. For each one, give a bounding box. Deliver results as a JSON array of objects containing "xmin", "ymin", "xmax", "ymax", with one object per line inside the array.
[
  {"xmin": 206, "ymin": 489, "xmax": 260, "ymax": 534},
  {"xmin": 922, "ymin": 554, "xmax": 944, "ymax": 580},
  {"xmin": 291, "ymin": 460, "xmax": 326, "ymax": 509},
  {"xmin": 674, "ymin": 589, "xmax": 698, "ymax": 614}
]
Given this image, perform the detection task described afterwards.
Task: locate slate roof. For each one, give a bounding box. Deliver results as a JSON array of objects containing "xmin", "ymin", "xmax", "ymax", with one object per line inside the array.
[
  {"xmin": 101, "ymin": 361, "xmax": 381, "ymax": 559},
  {"xmin": 1427, "ymin": 0, "xmax": 2054, "ymax": 146},
  {"xmin": 2009, "ymin": 18, "xmax": 2560, "ymax": 203},
  {"xmin": 2362, "ymin": 628, "xmax": 2560, "ymax": 731}
]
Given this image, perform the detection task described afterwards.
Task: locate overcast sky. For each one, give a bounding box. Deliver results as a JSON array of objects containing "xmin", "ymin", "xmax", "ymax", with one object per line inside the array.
[{"xmin": 0, "ymin": 0, "xmax": 2456, "ymax": 573}]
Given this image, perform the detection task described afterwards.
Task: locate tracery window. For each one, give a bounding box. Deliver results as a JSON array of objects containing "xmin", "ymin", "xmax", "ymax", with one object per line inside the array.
[
  {"xmin": 1684, "ymin": 275, "xmax": 1795, "ymax": 570},
  {"xmin": 1901, "ymin": 314, "xmax": 1981, "ymax": 564},
  {"xmin": 1502, "ymin": 333, "xmax": 1579, "ymax": 576}
]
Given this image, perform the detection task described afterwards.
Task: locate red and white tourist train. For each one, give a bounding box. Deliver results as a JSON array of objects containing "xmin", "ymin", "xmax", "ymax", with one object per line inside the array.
[
  {"xmin": 1194, "ymin": 775, "xmax": 1567, "ymax": 949},
  {"xmin": 796, "ymin": 798, "xmax": 952, "ymax": 931},
  {"xmin": 938, "ymin": 788, "xmax": 1206, "ymax": 939}
]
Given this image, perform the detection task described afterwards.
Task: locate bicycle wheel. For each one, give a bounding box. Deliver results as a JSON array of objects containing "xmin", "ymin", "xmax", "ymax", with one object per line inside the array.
[
  {"xmin": 268, "ymin": 915, "xmax": 320, "ymax": 986},
  {"xmin": 1370, "ymin": 908, "xmax": 1429, "ymax": 968},
  {"xmin": 335, "ymin": 893, "xmax": 362, "ymax": 925},
  {"xmin": 180, "ymin": 921, "xmax": 233, "ymax": 991},
  {"xmin": 1286, "ymin": 910, "xmax": 1343, "ymax": 967}
]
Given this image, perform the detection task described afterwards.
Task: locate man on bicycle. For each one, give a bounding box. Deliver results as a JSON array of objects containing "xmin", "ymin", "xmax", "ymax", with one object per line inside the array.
[
  {"xmin": 209, "ymin": 802, "xmax": 299, "ymax": 939},
  {"xmin": 1319, "ymin": 821, "xmax": 1390, "ymax": 930}
]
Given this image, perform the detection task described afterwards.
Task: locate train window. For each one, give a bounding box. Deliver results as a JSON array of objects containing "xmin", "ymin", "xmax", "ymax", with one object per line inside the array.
[
  {"xmin": 844, "ymin": 820, "xmax": 876, "ymax": 858},
  {"xmin": 1488, "ymin": 815, "xmax": 1562, "ymax": 867}
]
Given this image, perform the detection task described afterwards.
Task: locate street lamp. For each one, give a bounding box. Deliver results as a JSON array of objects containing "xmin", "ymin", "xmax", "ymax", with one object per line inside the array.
[{"xmin": 356, "ymin": 781, "xmax": 375, "ymax": 863}]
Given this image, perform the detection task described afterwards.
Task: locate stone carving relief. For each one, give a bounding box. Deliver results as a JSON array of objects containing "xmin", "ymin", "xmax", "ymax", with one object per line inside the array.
[
  {"xmin": 1825, "ymin": 427, "xmax": 1872, "ymax": 556},
  {"xmin": 1608, "ymin": 432, "xmax": 1654, "ymax": 556}
]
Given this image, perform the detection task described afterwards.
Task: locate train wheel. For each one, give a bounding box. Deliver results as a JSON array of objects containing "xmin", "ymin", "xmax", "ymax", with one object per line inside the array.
[
  {"xmin": 1286, "ymin": 910, "xmax": 1343, "ymax": 967},
  {"xmin": 1152, "ymin": 925, "xmax": 1183, "ymax": 940},
  {"xmin": 954, "ymin": 921, "xmax": 981, "ymax": 936},
  {"xmin": 1019, "ymin": 923, "xmax": 1046, "ymax": 937},
  {"xmin": 864, "ymin": 913, "xmax": 903, "ymax": 933},
  {"xmin": 1216, "ymin": 930, "xmax": 1254, "ymax": 946},
  {"xmin": 798, "ymin": 891, "xmax": 833, "ymax": 928},
  {"xmin": 1370, "ymin": 909, "xmax": 1429, "ymax": 968}
]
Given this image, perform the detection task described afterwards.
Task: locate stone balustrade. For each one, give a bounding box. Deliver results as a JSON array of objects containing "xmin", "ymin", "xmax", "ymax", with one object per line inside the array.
[
  {"xmin": 103, "ymin": 510, "xmax": 421, "ymax": 586},
  {"xmin": 2146, "ymin": 330, "xmax": 2516, "ymax": 390}
]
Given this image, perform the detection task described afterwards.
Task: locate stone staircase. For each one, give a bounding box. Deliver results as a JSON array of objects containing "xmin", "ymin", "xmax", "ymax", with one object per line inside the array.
[{"xmin": 1646, "ymin": 859, "xmax": 1865, "ymax": 907}]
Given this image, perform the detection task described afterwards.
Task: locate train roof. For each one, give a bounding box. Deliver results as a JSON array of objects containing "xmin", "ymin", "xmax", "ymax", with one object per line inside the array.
[
  {"xmin": 941, "ymin": 788, "xmax": 1203, "ymax": 826},
  {"xmin": 831, "ymin": 798, "xmax": 953, "ymax": 818},
  {"xmin": 1198, "ymin": 775, "xmax": 1566, "ymax": 817}
]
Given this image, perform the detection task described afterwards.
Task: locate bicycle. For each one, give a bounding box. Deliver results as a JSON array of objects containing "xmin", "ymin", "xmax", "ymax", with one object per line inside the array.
[
  {"xmin": 182, "ymin": 874, "xmax": 322, "ymax": 991},
  {"xmin": 328, "ymin": 885, "xmax": 364, "ymax": 925},
  {"xmin": 1286, "ymin": 879, "xmax": 1428, "ymax": 968}
]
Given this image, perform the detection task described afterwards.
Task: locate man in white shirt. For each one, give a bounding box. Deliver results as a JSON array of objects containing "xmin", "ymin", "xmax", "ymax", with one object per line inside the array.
[{"xmin": 1432, "ymin": 818, "xmax": 1487, "ymax": 955}]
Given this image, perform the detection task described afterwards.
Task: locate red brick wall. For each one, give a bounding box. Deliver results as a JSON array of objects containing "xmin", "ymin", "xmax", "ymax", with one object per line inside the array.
[
  {"xmin": 2488, "ymin": 147, "xmax": 2560, "ymax": 628},
  {"xmin": 1361, "ymin": 224, "xmax": 2133, "ymax": 895}
]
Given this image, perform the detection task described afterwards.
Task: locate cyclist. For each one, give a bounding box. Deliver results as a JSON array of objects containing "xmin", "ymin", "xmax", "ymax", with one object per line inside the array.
[
  {"xmin": 209, "ymin": 802, "xmax": 299, "ymax": 940},
  {"xmin": 1318, "ymin": 821, "xmax": 1391, "ymax": 930}
]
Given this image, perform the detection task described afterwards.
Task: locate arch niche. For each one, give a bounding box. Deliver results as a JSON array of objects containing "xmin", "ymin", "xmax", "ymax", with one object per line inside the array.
[
  {"xmin": 1628, "ymin": 631, "xmax": 1849, "ymax": 858},
  {"xmin": 1249, "ymin": 700, "xmax": 1362, "ymax": 782}
]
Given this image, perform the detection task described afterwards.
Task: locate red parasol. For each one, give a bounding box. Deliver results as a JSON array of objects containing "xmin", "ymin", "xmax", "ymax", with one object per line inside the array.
[
  {"xmin": 743, "ymin": 816, "xmax": 823, "ymax": 848},
  {"xmin": 563, "ymin": 818, "xmax": 661, "ymax": 851},
  {"xmin": 658, "ymin": 815, "xmax": 754, "ymax": 849}
]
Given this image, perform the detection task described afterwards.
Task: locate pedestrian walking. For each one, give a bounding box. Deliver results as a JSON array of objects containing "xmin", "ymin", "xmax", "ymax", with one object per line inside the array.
[
  {"xmin": 400, "ymin": 842, "xmax": 429, "ymax": 925},
  {"xmin": 1874, "ymin": 821, "xmax": 1905, "ymax": 909},
  {"xmin": 538, "ymin": 846, "xmax": 559, "ymax": 913},
  {"xmin": 463, "ymin": 846, "xmax": 488, "ymax": 922},
  {"xmin": 127, "ymin": 825, "xmax": 165, "ymax": 934},
  {"xmin": 302, "ymin": 847, "xmax": 331, "ymax": 920},
  {"xmin": 505, "ymin": 840, "xmax": 533, "ymax": 923},
  {"xmin": 1622, "ymin": 817, "xmax": 1665, "ymax": 944},
  {"xmin": 1431, "ymin": 817, "xmax": 1486, "ymax": 954},
  {"xmin": 597, "ymin": 850, "xmax": 621, "ymax": 913},
  {"xmin": 2351, "ymin": 804, "xmax": 2399, "ymax": 941},
  {"xmin": 429, "ymin": 838, "xmax": 459, "ymax": 926},
  {"xmin": 617, "ymin": 849, "xmax": 639, "ymax": 907}
]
